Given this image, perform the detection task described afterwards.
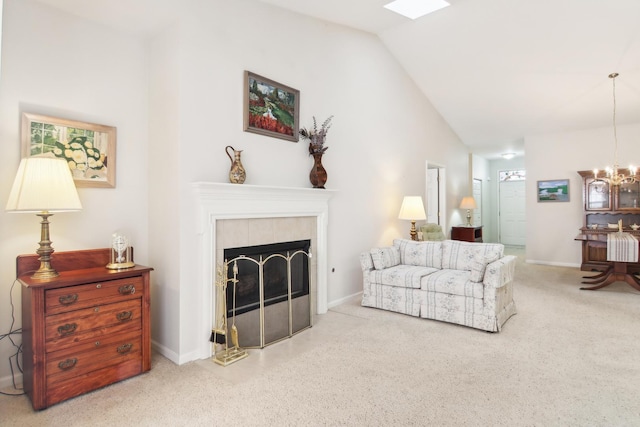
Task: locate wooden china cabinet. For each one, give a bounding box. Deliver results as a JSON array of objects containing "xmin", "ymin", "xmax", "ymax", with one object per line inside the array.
[
  {"xmin": 576, "ymin": 170, "xmax": 640, "ymax": 273},
  {"xmin": 19, "ymin": 248, "xmax": 153, "ymax": 410}
]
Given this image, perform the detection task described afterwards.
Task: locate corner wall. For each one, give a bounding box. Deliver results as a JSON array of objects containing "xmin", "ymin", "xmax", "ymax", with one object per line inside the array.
[{"xmin": 0, "ymin": 0, "xmax": 149, "ymax": 386}]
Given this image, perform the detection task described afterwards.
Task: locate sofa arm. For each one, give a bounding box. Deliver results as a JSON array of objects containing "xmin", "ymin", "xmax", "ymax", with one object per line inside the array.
[
  {"xmin": 360, "ymin": 251, "xmax": 374, "ymax": 272},
  {"xmin": 483, "ymin": 255, "xmax": 516, "ymax": 289}
]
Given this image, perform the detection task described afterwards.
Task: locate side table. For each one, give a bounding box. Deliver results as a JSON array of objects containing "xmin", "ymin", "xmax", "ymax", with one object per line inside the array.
[{"xmin": 451, "ymin": 226, "xmax": 483, "ymax": 242}]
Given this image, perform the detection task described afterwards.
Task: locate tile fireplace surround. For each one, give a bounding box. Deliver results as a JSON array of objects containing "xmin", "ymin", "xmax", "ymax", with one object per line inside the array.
[{"xmin": 193, "ymin": 182, "xmax": 335, "ymax": 359}]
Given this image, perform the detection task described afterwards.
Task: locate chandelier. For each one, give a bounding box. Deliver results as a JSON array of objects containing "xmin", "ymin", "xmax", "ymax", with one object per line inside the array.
[{"xmin": 593, "ymin": 72, "xmax": 638, "ymax": 186}]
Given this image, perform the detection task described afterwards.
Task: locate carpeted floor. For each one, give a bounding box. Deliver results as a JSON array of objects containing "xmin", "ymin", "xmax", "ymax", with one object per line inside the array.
[{"xmin": 1, "ymin": 247, "xmax": 639, "ymax": 426}]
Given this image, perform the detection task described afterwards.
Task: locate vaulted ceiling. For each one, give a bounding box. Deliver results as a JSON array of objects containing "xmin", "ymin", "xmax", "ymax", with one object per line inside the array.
[{"xmin": 34, "ymin": 0, "xmax": 640, "ymax": 159}]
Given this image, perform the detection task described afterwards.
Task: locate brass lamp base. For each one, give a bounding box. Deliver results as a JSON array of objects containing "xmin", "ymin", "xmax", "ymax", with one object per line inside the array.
[
  {"xmin": 31, "ymin": 212, "xmax": 59, "ymax": 280},
  {"xmin": 465, "ymin": 210, "xmax": 472, "ymax": 227},
  {"xmin": 409, "ymin": 220, "xmax": 418, "ymax": 241}
]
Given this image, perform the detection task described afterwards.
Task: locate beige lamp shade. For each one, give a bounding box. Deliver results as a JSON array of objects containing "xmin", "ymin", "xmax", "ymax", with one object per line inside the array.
[
  {"xmin": 459, "ymin": 196, "xmax": 477, "ymax": 210},
  {"xmin": 6, "ymin": 157, "xmax": 82, "ymax": 213},
  {"xmin": 398, "ymin": 196, "xmax": 427, "ymax": 220}
]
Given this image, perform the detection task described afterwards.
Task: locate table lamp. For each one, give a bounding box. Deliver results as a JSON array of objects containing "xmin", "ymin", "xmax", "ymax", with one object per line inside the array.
[
  {"xmin": 398, "ymin": 196, "xmax": 427, "ymax": 241},
  {"xmin": 6, "ymin": 157, "xmax": 82, "ymax": 279},
  {"xmin": 459, "ymin": 196, "xmax": 477, "ymax": 227}
]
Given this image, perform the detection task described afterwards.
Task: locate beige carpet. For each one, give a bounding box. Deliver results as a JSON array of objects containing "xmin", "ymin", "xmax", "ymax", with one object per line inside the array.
[{"xmin": 2, "ymin": 247, "xmax": 640, "ymax": 426}]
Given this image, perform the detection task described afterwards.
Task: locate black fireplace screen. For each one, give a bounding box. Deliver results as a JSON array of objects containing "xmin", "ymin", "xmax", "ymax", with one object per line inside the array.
[{"xmin": 224, "ymin": 240, "xmax": 310, "ymax": 317}]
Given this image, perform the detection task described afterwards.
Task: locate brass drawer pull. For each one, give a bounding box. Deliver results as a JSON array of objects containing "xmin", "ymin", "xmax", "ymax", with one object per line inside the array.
[
  {"xmin": 117, "ymin": 343, "xmax": 133, "ymax": 354},
  {"xmin": 58, "ymin": 358, "xmax": 77, "ymax": 371},
  {"xmin": 117, "ymin": 311, "xmax": 133, "ymax": 321},
  {"xmin": 57, "ymin": 323, "xmax": 78, "ymax": 336},
  {"xmin": 59, "ymin": 294, "xmax": 78, "ymax": 306},
  {"xmin": 118, "ymin": 284, "xmax": 136, "ymax": 295}
]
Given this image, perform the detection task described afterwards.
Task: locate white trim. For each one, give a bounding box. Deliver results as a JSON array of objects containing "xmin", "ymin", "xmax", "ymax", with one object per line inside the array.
[
  {"xmin": 526, "ymin": 260, "xmax": 580, "ymax": 268},
  {"xmin": 192, "ymin": 182, "xmax": 336, "ymax": 360},
  {"xmin": 328, "ymin": 291, "xmax": 362, "ymax": 309}
]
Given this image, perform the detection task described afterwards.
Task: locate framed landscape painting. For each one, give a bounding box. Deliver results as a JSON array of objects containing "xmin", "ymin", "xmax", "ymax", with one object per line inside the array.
[
  {"xmin": 243, "ymin": 71, "xmax": 300, "ymax": 142},
  {"xmin": 537, "ymin": 179, "xmax": 570, "ymax": 202},
  {"xmin": 22, "ymin": 113, "xmax": 116, "ymax": 188}
]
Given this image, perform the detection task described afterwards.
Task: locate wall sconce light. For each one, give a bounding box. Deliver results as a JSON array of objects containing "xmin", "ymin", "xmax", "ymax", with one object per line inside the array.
[
  {"xmin": 6, "ymin": 157, "xmax": 82, "ymax": 279},
  {"xmin": 459, "ymin": 196, "xmax": 477, "ymax": 227},
  {"xmin": 398, "ymin": 196, "xmax": 426, "ymax": 241}
]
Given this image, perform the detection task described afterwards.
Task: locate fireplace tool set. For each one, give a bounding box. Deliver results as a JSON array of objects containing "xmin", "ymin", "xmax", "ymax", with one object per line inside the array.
[{"xmin": 210, "ymin": 260, "xmax": 248, "ymax": 366}]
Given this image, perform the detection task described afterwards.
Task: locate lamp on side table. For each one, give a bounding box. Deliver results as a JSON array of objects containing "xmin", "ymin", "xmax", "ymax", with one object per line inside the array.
[
  {"xmin": 6, "ymin": 157, "xmax": 82, "ymax": 280},
  {"xmin": 398, "ymin": 196, "xmax": 427, "ymax": 241}
]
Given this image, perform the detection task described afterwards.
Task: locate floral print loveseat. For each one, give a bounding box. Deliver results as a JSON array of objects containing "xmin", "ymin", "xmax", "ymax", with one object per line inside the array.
[{"xmin": 360, "ymin": 239, "xmax": 517, "ymax": 332}]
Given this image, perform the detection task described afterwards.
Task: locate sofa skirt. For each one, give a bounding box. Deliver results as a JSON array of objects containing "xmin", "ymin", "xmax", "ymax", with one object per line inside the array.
[{"xmin": 361, "ymin": 280, "xmax": 516, "ymax": 332}]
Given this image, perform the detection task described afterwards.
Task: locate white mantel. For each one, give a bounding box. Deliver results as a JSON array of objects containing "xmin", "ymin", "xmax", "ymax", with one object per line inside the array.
[{"xmin": 192, "ymin": 182, "xmax": 335, "ymax": 359}]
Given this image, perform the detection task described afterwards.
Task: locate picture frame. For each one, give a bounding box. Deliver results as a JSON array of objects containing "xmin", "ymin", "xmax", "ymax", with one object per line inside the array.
[
  {"xmin": 22, "ymin": 113, "xmax": 116, "ymax": 188},
  {"xmin": 243, "ymin": 71, "xmax": 300, "ymax": 142},
  {"xmin": 537, "ymin": 179, "xmax": 570, "ymax": 202}
]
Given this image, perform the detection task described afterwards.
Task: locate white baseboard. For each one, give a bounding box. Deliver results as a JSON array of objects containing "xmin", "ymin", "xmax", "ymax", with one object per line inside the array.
[
  {"xmin": 0, "ymin": 372, "xmax": 23, "ymax": 392},
  {"xmin": 151, "ymin": 340, "xmax": 180, "ymax": 364},
  {"xmin": 327, "ymin": 291, "xmax": 362, "ymax": 309},
  {"xmin": 151, "ymin": 340, "xmax": 206, "ymax": 365},
  {"xmin": 526, "ymin": 259, "xmax": 581, "ymax": 268}
]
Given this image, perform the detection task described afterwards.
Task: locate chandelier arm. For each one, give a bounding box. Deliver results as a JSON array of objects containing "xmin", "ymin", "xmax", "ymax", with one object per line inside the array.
[{"xmin": 593, "ymin": 73, "xmax": 636, "ymax": 186}]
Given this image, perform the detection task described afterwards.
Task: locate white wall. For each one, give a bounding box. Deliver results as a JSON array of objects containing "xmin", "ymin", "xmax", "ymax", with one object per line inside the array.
[
  {"xmin": 147, "ymin": 23, "xmax": 182, "ymax": 361},
  {"xmin": 164, "ymin": 0, "xmax": 469, "ymax": 363},
  {"xmin": 0, "ymin": 0, "xmax": 149, "ymax": 386},
  {"xmin": 525, "ymin": 123, "xmax": 640, "ymax": 266}
]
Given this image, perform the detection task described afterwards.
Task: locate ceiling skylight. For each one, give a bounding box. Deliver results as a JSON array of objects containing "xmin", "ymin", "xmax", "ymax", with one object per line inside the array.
[{"xmin": 384, "ymin": 0, "xmax": 450, "ymax": 20}]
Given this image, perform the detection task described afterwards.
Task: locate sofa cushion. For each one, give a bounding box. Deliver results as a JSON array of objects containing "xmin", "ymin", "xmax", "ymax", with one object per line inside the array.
[
  {"xmin": 421, "ymin": 269, "xmax": 484, "ymax": 299},
  {"xmin": 369, "ymin": 265, "xmax": 439, "ymax": 289},
  {"xmin": 370, "ymin": 246, "xmax": 401, "ymax": 270},
  {"xmin": 393, "ymin": 239, "xmax": 442, "ymax": 269},
  {"xmin": 469, "ymin": 252, "xmax": 501, "ymax": 282},
  {"xmin": 441, "ymin": 240, "xmax": 504, "ymax": 271}
]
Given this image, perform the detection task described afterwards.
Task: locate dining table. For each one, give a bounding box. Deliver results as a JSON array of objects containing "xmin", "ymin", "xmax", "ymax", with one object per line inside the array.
[{"xmin": 575, "ymin": 231, "xmax": 640, "ymax": 291}]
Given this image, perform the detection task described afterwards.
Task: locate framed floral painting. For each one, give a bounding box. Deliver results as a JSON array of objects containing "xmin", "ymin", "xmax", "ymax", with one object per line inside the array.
[
  {"xmin": 21, "ymin": 113, "xmax": 116, "ymax": 188},
  {"xmin": 243, "ymin": 71, "xmax": 300, "ymax": 142}
]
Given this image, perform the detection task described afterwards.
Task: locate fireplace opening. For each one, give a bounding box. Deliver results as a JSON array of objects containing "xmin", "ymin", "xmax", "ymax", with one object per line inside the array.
[
  {"xmin": 223, "ymin": 239, "xmax": 311, "ymax": 348},
  {"xmin": 224, "ymin": 239, "xmax": 310, "ymax": 316}
]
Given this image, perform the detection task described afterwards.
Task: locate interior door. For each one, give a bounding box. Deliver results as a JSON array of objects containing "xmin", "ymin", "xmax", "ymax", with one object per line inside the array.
[
  {"xmin": 473, "ymin": 178, "xmax": 482, "ymax": 226},
  {"xmin": 499, "ymin": 180, "xmax": 526, "ymax": 245},
  {"xmin": 427, "ymin": 168, "xmax": 439, "ymax": 224}
]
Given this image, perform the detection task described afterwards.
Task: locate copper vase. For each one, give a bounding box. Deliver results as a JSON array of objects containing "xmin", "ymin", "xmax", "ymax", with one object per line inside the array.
[{"xmin": 309, "ymin": 153, "xmax": 327, "ymax": 189}]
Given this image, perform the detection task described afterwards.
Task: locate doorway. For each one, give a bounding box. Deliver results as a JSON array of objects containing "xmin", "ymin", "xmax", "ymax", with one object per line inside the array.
[
  {"xmin": 426, "ymin": 163, "xmax": 446, "ymax": 230},
  {"xmin": 473, "ymin": 178, "xmax": 482, "ymax": 226},
  {"xmin": 498, "ymin": 170, "xmax": 526, "ymax": 245}
]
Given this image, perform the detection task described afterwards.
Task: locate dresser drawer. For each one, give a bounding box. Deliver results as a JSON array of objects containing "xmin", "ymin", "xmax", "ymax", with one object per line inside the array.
[
  {"xmin": 46, "ymin": 357, "xmax": 142, "ymax": 408},
  {"xmin": 45, "ymin": 299, "xmax": 141, "ymax": 353},
  {"xmin": 45, "ymin": 276, "xmax": 142, "ymax": 315},
  {"xmin": 46, "ymin": 330, "xmax": 141, "ymax": 386}
]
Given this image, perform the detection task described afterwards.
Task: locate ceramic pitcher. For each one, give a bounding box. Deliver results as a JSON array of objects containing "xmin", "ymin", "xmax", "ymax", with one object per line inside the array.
[{"xmin": 225, "ymin": 145, "xmax": 246, "ymax": 184}]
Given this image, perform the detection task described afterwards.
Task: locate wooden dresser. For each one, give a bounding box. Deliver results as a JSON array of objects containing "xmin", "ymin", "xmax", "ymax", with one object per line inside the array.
[{"xmin": 18, "ymin": 248, "xmax": 153, "ymax": 410}]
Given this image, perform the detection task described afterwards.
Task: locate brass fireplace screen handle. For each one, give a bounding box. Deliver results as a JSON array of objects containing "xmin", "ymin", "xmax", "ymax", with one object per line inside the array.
[
  {"xmin": 58, "ymin": 358, "xmax": 77, "ymax": 371},
  {"xmin": 57, "ymin": 323, "xmax": 78, "ymax": 336},
  {"xmin": 118, "ymin": 284, "xmax": 136, "ymax": 295}
]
